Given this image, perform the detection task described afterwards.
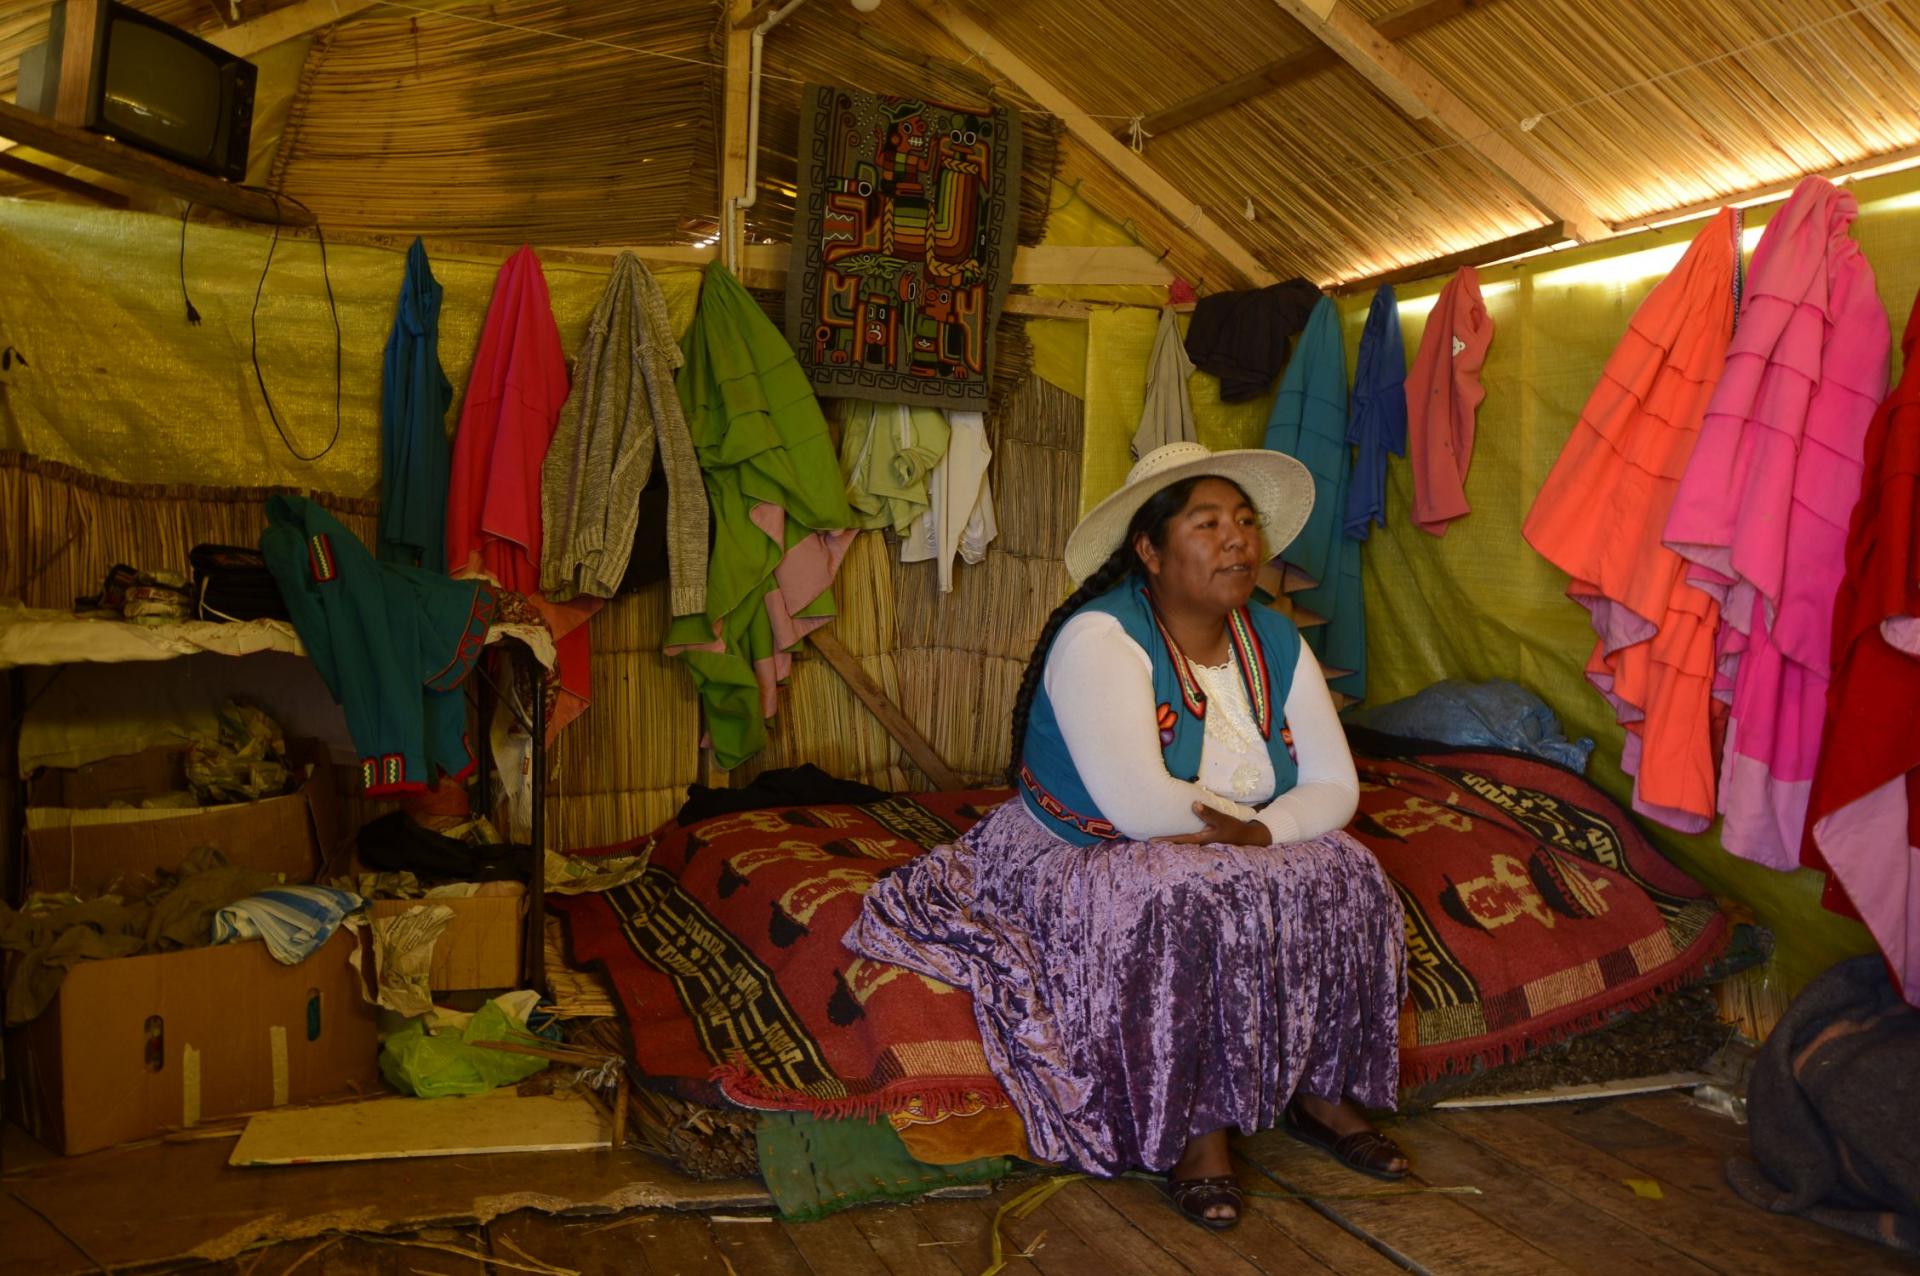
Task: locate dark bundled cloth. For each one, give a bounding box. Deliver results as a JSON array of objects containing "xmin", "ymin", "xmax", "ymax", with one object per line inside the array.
[
  {"xmin": 356, "ymin": 812, "xmax": 529, "ymax": 883},
  {"xmin": 1726, "ymin": 955, "xmax": 1920, "ymax": 1253},
  {"xmin": 1184, "ymin": 278, "xmax": 1323, "ymax": 401},
  {"xmin": 676, "ymin": 764, "xmax": 886, "ymax": 825}
]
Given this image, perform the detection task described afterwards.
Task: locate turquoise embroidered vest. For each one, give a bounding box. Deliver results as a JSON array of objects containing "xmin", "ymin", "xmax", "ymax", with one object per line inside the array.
[{"xmin": 1018, "ymin": 577, "xmax": 1301, "ymax": 846}]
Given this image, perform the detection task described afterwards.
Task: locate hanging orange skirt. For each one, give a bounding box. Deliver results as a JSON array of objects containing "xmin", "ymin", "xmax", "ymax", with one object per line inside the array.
[{"xmin": 1523, "ymin": 210, "xmax": 1739, "ymax": 831}]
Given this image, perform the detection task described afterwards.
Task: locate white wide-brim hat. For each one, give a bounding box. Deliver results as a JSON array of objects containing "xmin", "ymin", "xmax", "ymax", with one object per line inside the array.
[{"xmin": 1063, "ymin": 441, "xmax": 1315, "ymax": 583}]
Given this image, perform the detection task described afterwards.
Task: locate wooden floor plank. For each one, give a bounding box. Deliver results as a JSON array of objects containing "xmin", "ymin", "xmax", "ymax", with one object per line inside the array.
[
  {"xmin": 488, "ymin": 1210, "xmax": 657, "ymax": 1276},
  {"xmin": 709, "ymin": 1215, "xmax": 815, "ymax": 1276},
  {"xmin": 1440, "ymin": 1105, "xmax": 1914, "ymax": 1276},
  {"xmin": 1390, "ymin": 1108, "xmax": 1715, "ymax": 1275},
  {"xmin": 1036, "ymin": 1176, "xmax": 1192, "ymax": 1275},
  {"xmin": 915, "ymin": 1191, "xmax": 1048, "ymax": 1276},
  {"xmin": 1613, "ymin": 1093, "xmax": 1750, "ymax": 1154},
  {"xmin": 848, "ymin": 1199, "xmax": 973, "ymax": 1276},
  {"xmin": 1238, "ymin": 1126, "xmax": 1580, "ymax": 1276},
  {"xmin": 638, "ymin": 1211, "xmax": 738, "ymax": 1276},
  {"xmin": 1082, "ymin": 1173, "xmax": 1331, "ymax": 1275},
  {"xmin": 1534, "ymin": 1099, "xmax": 1918, "ymax": 1274},
  {"xmin": 783, "ymin": 1210, "xmax": 896, "ymax": 1276}
]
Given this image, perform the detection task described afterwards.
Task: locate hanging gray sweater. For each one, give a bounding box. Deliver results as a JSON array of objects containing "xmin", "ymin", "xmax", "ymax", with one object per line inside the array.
[{"xmin": 540, "ymin": 252, "xmax": 707, "ymax": 616}]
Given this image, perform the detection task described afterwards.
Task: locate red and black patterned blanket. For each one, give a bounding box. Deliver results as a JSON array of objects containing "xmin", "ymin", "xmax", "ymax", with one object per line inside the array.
[{"xmin": 554, "ymin": 739, "xmax": 1727, "ymax": 1114}]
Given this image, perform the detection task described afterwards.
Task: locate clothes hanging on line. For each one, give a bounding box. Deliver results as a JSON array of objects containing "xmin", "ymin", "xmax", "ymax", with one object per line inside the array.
[
  {"xmin": 1264, "ymin": 296, "xmax": 1365, "ymax": 698},
  {"xmin": 1405, "ymin": 266, "xmax": 1493, "ymax": 537},
  {"xmin": 540, "ymin": 251, "xmax": 707, "ymax": 616},
  {"xmin": 901, "ymin": 410, "xmax": 997, "ymax": 594},
  {"xmin": 1665, "ymin": 177, "xmax": 1890, "ymax": 869},
  {"xmin": 1133, "ymin": 305, "xmax": 1197, "ymax": 459},
  {"xmin": 1524, "ymin": 209, "xmax": 1741, "ymax": 832},
  {"xmin": 1805, "ymin": 287, "xmax": 1920, "ymax": 1007},
  {"xmin": 377, "ymin": 238, "xmax": 453, "ymax": 574},
  {"xmin": 1344, "ymin": 285, "xmax": 1407, "ymax": 540},
  {"xmin": 1183, "ymin": 278, "xmax": 1322, "ymax": 402}
]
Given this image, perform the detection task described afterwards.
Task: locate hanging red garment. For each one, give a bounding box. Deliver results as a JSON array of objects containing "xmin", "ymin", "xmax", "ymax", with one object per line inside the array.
[
  {"xmin": 447, "ymin": 246, "xmax": 596, "ymax": 733},
  {"xmin": 1523, "ymin": 211, "xmax": 1739, "ymax": 832},
  {"xmin": 1805, "ymin": 289, "xmax": 1920, "ymax": 1006},
  {"xmin": 1405, "ymin": 266, "xmax": 1493, "ymax": 536}
]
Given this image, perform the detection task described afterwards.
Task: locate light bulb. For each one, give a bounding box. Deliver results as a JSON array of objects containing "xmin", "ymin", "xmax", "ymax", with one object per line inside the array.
[{"xmin": 850, "ymin": 0, "xmax": 882, "ymax": 11}]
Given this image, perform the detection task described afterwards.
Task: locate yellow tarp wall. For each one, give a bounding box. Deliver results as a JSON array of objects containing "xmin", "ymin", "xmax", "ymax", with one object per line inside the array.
[
  {"xmin": 0, "ymin": 199, "xmax": 701, "ymax": 498},
  {"xmin": 1030, "ymin": 168, "xmax": 1920, "ymax": 992}
]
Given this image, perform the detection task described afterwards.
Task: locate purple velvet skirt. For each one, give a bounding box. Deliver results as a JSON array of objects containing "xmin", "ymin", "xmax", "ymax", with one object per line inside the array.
[{"xmin": 843, "ymin": 799, "xmax": 1406, "ymax": 1176}]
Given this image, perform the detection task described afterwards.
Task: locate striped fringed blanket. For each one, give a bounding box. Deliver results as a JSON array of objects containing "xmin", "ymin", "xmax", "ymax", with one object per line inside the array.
[
  {"xmin": 551, "ymin": 789, "xmax": 1011, "ymax": 1122},
  {"xmin": 1344, "ymin": 729, "xmax": 1728, "ymax": 1084}
]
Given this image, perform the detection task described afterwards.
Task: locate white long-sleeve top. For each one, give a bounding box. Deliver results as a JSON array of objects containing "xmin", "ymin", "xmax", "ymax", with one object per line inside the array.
[{"xmin": 1041, "ymin": 610, "xmax": 1359, "ymax": 844}]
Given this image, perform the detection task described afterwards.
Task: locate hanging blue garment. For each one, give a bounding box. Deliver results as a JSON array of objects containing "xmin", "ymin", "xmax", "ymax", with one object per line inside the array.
[
  {"xmin": 377, "ymin": 238, "xmax": 454, "ymax": 572},
  {"xmin": 1263, "ymin": 297, "xmax": 1366, "ymax": 699},
  {"xmin": 1345, "ymin": 286, "xmax": 1407, "ymax": 540}
]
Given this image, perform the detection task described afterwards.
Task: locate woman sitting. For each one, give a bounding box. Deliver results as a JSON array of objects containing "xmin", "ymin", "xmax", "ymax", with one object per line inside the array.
[{"xmin": 846, "ymin": 442, "xmax": 1409, "ymax": 1230}]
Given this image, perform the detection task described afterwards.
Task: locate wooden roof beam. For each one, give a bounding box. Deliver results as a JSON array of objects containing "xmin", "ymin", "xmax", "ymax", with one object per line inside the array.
[
  {"xmin": 1270, "ymin": 0, "xmax": 1611, "ymax": 243},
  {"xmin": 906, "ymin": 0, "xmax": 1277, "ymax": 289},
  {"xmin": 203, "ymin": 0, "xmax": 383, "ymax": 57},
  {"xmin": 1330, "ymin": 221, "xmax": 1565, "ymax": 294},
  {"xmin": 1118, "ymin": 0, "xmax": 1495, "ymax": 144}
]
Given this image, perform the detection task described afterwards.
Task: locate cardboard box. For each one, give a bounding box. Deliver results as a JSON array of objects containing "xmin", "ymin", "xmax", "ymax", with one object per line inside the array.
[
  {"xmin": 4, "ymin": 930, "xmax": 381, "ymax": 1155},
  {"xmin": 24, "ymin": 741, "xmax": 339, "ymax": 895},
  {"xmin": 368, "ymin": 891, "xmax": 526, "ymax": 990}
]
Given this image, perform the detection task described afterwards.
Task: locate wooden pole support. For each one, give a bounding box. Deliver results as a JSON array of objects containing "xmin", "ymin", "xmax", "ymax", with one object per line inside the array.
[{"xmin": 806, "ymin": 629, "xmax": 964, "ymax": 791}]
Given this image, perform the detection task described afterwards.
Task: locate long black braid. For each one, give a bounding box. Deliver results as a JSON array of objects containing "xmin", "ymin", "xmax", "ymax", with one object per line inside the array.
[{"xmin": 1005, "ymin": 477, "xmax": 1210, "ymax": 784}]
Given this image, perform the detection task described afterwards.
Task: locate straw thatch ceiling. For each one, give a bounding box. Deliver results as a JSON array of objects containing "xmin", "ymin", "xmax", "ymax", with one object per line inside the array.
[{"xmin": 1, "ymin": 0, "xmax": 1917, "ymax": 286}]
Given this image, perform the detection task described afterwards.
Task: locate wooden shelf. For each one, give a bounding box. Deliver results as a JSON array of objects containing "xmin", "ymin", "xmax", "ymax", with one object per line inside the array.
[{"xmin": 0, "ymin": 98, "xmax": 309, "ymax": 226}]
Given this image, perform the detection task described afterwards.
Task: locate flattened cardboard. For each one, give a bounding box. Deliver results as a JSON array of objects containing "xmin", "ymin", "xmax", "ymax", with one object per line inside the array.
[
  {"xmin": 24, "ymin": 740, "xmax": 338, "ymax": 894},
  {"xmin": 230, "ymin": 1090, "xmax": 606, "ymax": 1165},
  {"xmin": 367, "ymin": 892, "xmax": 525, "ymax": 990},
  {"xmin": 4, "ymin": 930, "xmax": 380, "ymax": 1155}
]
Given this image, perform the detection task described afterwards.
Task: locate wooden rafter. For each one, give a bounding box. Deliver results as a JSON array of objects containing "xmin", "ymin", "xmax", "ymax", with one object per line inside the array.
[
  {"xmin": 906, "ymin": 0, "xmax": 1277, "ymax": 289},
  {"xmin": 1269, "ymin": 0, "xmax": 1610, "ymax": 243},
  {"xmin": 1330, "ymin": 221, "xmax": 1565, "ymax": 294},
  {"xmin": 1117, "ymin": 0, "xmax": 1495, "ymax": 144},
  {"xmin": 203, "ymin": 0, "xmax": 382, "ymax": 57}
]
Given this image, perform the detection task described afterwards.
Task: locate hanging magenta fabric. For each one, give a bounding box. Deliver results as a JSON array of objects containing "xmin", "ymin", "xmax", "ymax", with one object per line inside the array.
[
  {"xmin": 447, "ymin": 246, "xmax": 598, "ymax": 735},
  {"xmin": 1405, "ymin": 266, "xmax": 1493, "ymax": 537},
  {"xmin": 1805, "ymin": 289, "xmax": 1920, "ymax": 1005},
  {"xmin": 1664, "ymin": 178, "xmax": 1891, "ymax": 869},
  {"xmin": 1524, "ymin": 210, "xmax": 1740, "ymax": 832}
]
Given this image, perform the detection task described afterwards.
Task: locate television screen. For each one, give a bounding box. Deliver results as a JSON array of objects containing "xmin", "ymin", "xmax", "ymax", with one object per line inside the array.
[{"xmin": 100, "ymin": 18, "xmax": 223, "ymax": 165}]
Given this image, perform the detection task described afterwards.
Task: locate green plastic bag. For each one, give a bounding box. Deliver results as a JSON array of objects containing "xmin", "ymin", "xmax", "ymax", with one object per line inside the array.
[{"xmin": 378, "ymin": 1001, "xmax": 547, "ymax": 1098}]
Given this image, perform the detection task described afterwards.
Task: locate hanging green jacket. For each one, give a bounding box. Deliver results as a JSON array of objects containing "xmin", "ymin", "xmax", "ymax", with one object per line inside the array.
[{"xmin": 667, "ymin": 263, "xmax": 855, "ymax": 768}]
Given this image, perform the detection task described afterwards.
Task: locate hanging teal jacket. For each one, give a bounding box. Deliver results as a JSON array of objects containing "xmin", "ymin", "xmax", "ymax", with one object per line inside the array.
[
  {"xmin": 263, "ymin": 495, "xmax": 493, "ymax": 797},
  {"xmin": 1265, "ymin": 297, "xmax": 1366, "ymax": 699},
  {"xmin": 377, "ymin": 239, "xmax": 453, "ymax": 572},
  {"xmin": 1018, "ymin": 577, "xmax": 1301, "ymax": 846}
]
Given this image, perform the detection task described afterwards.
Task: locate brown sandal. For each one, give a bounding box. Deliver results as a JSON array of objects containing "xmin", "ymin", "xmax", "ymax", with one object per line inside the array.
[
  {"xmin": 1167, "ymin": 1174, "xmax": 1244, "ymax": 1228},
  {"xmin": 1165, "ymin": 1174, "xmax": 1245, "ymax": 1230},
  {"xmin": 1283, "ymin": 1100, "xmax": 1409, "ymax": 1181}
]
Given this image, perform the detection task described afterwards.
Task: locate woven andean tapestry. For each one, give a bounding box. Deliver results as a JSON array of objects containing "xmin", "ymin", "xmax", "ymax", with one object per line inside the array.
[{"xmin": 786, "ymin": 84, "xmax": 1022, "ymax": 407}]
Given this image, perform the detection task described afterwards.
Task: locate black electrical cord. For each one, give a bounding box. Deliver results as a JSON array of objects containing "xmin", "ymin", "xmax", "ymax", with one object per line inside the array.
[
  {"xmin": 242, "ymin": 187, "xmax": 342, "ymax": 463},
  {"xmin": 178, "ymin": 201, "xmax": 201, "ymax": 324}
]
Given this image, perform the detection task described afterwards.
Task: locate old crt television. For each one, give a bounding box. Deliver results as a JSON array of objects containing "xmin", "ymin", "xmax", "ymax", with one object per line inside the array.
[{"xmin": 18, "ymin": 0, "xmax": 256, "ymax": 181}]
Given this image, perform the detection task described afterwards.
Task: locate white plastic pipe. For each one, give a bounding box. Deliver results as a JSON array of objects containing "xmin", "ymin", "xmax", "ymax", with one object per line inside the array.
[{"xmin": 726, "ymin": 0, "xmax": 812, "ymax": 273}]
